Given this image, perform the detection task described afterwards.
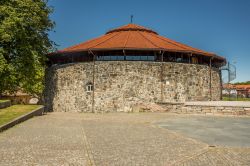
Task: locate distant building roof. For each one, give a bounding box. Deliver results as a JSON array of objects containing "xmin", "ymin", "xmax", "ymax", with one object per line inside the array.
[
  {"xmin": 2, "ymin": 91, "xmax": 30, "ymax": 96},
  {"xmin": 223, "ymin": 84, "xmax": 250, "ymax": 90},
  {"xmin": 235, "ymin": 85, "xmax": 250, "ymax": 90}
]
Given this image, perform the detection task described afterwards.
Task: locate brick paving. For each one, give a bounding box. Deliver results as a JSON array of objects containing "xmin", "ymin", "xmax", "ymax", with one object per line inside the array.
[{"xmin": 0, "ymin": 112, "xmax": 249, "ymax": 165}]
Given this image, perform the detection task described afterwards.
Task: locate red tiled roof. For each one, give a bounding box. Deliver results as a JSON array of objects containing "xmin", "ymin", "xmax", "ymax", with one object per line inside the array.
[
  {"xmin": 52, "ymin": 23, "xmax": 225, "ymax": 60},
  {"xmin": 106, "ymin": 24, "xmax": 158, "ymax": 34},
  {"xmin": 223, "ymin": 84, "xmax": 250, "ymax": 90},
  {"xmin": 235, "ymin": 85, "xmax": 250, "ymax": 90}
]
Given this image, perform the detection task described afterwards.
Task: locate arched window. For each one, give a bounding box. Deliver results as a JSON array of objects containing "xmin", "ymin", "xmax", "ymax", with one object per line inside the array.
[{"xmin": 86, "ymin": 82, "xmax": 93, "ymax": 92}]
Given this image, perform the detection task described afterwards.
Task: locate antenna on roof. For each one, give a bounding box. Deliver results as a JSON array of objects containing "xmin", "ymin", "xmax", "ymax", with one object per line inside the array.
[{"xmin": 130, "ymin": 15, "xmax": 133, "ymax": 23}]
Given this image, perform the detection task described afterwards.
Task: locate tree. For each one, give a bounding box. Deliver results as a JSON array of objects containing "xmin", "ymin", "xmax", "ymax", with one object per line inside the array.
[{"xmin": 0, "ymin": 0, "xmax": 55, "ymax": 98}]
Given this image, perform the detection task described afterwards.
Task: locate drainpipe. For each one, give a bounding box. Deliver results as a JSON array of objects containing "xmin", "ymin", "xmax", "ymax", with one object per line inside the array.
[
  {"xmin": 89, "ymin": 49, "xmax": 96, "ymax": 113},
  {"xmin": 160, "ymin": 51, "xmax": 165, "ymax": 102},
  {"xmin": 227, "ymin": 62, "xmax": 230, "ymax": 101},
  {"xmin": 219, "ymin": 68, "xmax": 223, "ymax": 100},
  {"xmin": 209, "ymin": 56, "xmax": 214, "ymax": 101},
  {"xmin": 190, "ymin": 53, "xmax": 193, "ymax": 64}
]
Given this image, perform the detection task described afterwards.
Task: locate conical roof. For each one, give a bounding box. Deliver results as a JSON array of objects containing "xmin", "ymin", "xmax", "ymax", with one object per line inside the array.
[{"xmin": 54, "ymin": 23, "xmax": 224, "ymax": 60}]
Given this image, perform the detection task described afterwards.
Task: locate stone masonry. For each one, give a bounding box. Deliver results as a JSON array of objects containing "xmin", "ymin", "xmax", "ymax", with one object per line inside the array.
[
  {"xmin": 159, "ymin": 102, "xmax": 250, "ymax": 116},
  {"xmin": 45, "ymin": 61, "xmax": 222, "ymax": 112}
]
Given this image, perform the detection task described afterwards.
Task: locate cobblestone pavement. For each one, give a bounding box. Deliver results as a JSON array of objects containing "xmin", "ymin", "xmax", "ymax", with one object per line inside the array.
[{"xmin": 0, "ymin": 112, "xmax": 249, "ymax": 165}]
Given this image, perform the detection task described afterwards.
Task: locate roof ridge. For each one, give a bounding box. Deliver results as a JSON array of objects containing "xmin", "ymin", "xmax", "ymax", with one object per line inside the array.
[
  {"xmin": 61, "ymin": 33, "xmax": 114, "ymax": 52},
  {"xmin": 138, "ymin": 31, "xmax": 161, "ymax": 49},
  {"xmin": 106, "ymin": 23, "xmax": 158, "ymax": 35},
  {"xmin": 89, "ymin": 32, "xmax": 122, "ymax": 49},
  {"xmin": 155, "ymin": 34, "xmax": 212, "ymax": 55},
  {"xmin": 123, "ymin": 30, "xmax": 131, "ymax": 48},
  {"xmin": 150, "ymin": 33, "xmax": 190, "ymax": 51}
]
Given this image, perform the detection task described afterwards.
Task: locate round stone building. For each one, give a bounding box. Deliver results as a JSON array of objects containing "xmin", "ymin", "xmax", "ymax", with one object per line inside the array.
[{"xmin": 45, "ymin": 23, "xmax": 226, "ymax": 112}]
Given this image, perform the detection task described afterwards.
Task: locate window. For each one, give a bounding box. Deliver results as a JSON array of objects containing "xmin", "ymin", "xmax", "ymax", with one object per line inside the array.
[
  {"xmin": 147, "ymin": 56, "xmax": 155, "ymax": 61},
  {"xmin": 96, "ymin": 55, "xmax": 155, "ymax": 61},
  {"xmin": 125, "ymin": 55, "xmax": 155, "ymax": 61},
  {"xmin": 86, "ymin": 82, "xmax": 93, "ymax": 92},
  {"xmin": 176, "ymin": 58, "xmax": 183, "ymax": 62},
  {"xmin": 192, "ymin": 57, "xmax": 198, "ymax": 64}
]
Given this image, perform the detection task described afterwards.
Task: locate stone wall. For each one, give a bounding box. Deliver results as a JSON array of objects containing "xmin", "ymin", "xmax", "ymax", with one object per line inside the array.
[
  {"xmin": 161, "ymin": 103, "xmax": 250, "ymax": 116},
  {"xmin": 181, "ymin": 105, "xmax": 250, "ymax": 115},
  {"xmin": 44, "ymin": 61, "xmax": 222, "ymax": 112},
  {"xmin": 0, "ymin": 100, "xmax": 11, "ymax": 109}
]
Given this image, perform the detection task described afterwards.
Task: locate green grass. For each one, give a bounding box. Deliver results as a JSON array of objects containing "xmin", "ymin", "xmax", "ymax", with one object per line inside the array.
[
  {"xmin": 0, "ymin": 100, "xmax": 10, "ymax": 103},
  {"xmin": 0, "ymin": 105, "xmax": 41, "ymax": 126},
  {"xmin": 222, "ymin": 97, "xmax": 250, "ymax": 101}
]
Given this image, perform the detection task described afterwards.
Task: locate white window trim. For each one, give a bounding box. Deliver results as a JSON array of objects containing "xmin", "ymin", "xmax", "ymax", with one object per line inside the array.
[{"xmin": 86, "ymin": 84, "xmax": 93, "ymax": 92}]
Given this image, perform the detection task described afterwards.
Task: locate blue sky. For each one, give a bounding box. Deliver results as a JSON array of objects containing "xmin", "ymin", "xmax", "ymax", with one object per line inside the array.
[{"xmin": 48, "ymin": 0, "xmax": 250, "ymax": 82}]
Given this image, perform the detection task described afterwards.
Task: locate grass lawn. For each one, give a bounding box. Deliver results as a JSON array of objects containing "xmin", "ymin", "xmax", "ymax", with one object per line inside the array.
[
  {"xmin": 0, "ymin": 100, "xmax": 10, "ymax": 103},
  {"xmin": 223, "ymin": 97, "xmax": 250, "ymax": 101},
  {"xmin": 0, "ymin": 105, "xmax": 41, "ymax": 126}
]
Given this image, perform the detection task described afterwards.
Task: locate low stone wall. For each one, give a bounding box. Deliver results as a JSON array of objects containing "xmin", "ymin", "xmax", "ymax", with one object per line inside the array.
[
  {"xmin": 159, "ymin": 102, "xmax": 250, "ymax": 116},
  {"xmin": 181, "ymin": 105, "xmax": 250, "ymax": 116},
  {"xmin": 0, "ymin": 100, "xmax": 11, "ymax": 109}
]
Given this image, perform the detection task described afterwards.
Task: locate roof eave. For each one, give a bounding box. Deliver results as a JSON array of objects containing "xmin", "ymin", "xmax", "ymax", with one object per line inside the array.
[{"xmin": 48, "ymin": 47, "xmax": 225, "ymax": 61}]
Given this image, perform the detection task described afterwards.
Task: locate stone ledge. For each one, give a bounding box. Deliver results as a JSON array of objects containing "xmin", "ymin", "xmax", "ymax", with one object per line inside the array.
[
  {"xmin": 0, "ymin": 100, "xmax": 11, "ymax": 109},
  {"xmin": 186, "ymin": 106, "xmax": 250, "ymax": 116},
  {"xmin": 158, "ymin": 102, "xmax": 250, "ymax": 116},
  {"xmin": 185, "ymin": 101, "xmax": 250, "ymax": 107},
  {"xmin": 0, "ymin": 106, "xmax": 44, "ymax": 132},
  {"xmin": 157, "ymin": 102, "xmax": 184, "ymax": 105}
]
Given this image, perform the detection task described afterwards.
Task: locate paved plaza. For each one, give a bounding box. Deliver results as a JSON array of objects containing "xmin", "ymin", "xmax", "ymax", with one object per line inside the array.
[
  {"xmin": 156, "ymin": 115, "xmax": 250, "ymax": 147},
  {"xmin": 0, "ymin": 112, "xmax": 250, "ymax": 165}
]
